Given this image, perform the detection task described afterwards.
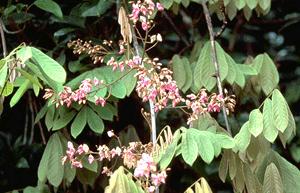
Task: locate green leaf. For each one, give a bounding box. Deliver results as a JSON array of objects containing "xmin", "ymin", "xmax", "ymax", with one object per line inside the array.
[
  {"xmin": 38, "ymin": 133, "xmax": 64, "ymax": 187},
  {"xmin": 181, "ymin": 57, "xmax": 193, "ymax": 92},
  {"xmin": 215, "ymin": 133, "xmax": 235, "ymax": 149},
  {"xmin": 239, "ymin": 64, "xmax": 258, "ymax": 75},
  {"xmin": 89, "ymin": 102, "xmax": 114, "ymax": 121},
  {"xmin": 52, "ymin": 110, "xmax": 76, "ymax": 131},
  {"xmin": 104, "ymin": 166, "xmax": 131, "ymax": 193},
  {"xmin": 76, "ymin": 168, "xmax": 98, "ymax": 186},
  {"xmin": 248, "ymin": 109, "xmax": 263, "ymax": 137},
  {"xmin": 159, "ymin": 132, "xmax": 180, "ymax": 169},
  {"xmin": 235, "ymin": 64, "xmax": 246, "ymax": 88},
  {"xmin": 10, "ymin": 79, "xmax": 30, "ymax": 107},
  {"xmin": 255, "ymin": 54, "xmax": 279, "ymax": 95},
  {"xmin": 122, "ymin": 69, "xmax": 137, "ymax": 96},
  {"xmin": 258, "ymin": 0, "xmax": 271, "ymax": 10},
  {"xmin": 35, "ymin": 103, "xmax": 48, "ymax": 124},
  {"xmin": 226, "ymin": 1, "xmax": 237, "ymax": 20},
  {"xmin": 172, "ymin": 55, "xmax": 186, "ymax": 89},
  {"xmin": 160, "ymin": 0, "xmax": 174, "ymax": 9},
  {"xmin": 82, "ymin": 155, "xmax": 98, "ymax": 172},
  {"xmin": 81, "ymin": 0, "xmax": 113, "ymax": 17},
  {"xmin": 194, "ymin": 42, "xmax": 216, "ymax": 91},
  {"xmin": 181, "ymin": 129, "xmax": 198, "ymax": 166},
  {"xmin": 16, "ymin": 67, "xmax": 43, "ymax": 88},
  {"xmin": 257, "ymin": 150, "xmax": 300, "ymax": 193},
  {"xmin": 64, "ymin": 163, "xmax": 76, "ymax": 184},
  {"xmin": 243, "ymin": 163, "xmax": 263, "ymax": 193},
  {"xmin": 0, "ymin": 82, "xmax": 14, "ymax": 96},
  {"xmin": 196, "ymin": 131, "xmax": 215, "ymax": 163},
  {"xmin": 234, "ymin": 121, "xmax": 251, "ymax": 152},
  {"xmin": 272, "ymin": 89, "xmax": 289, "ymax": 132},
  {"xmin": 0, "ymin": 59, "xmax": 6, "ymax": 70},
  {"xmin": 235, "ymin": 0, "xmax": 246, "ymax": 9},
  {"xmin": 228, "ymin": 151, "xmax": 237, "ymax": 180},
  {"xmin": 279, "ymin": 108, "xmax": 296, "ymax": 147},
  {"xmin": 30, "ymin": 47, "xmax": 66, "ymax": 84},
  {"xmin": 87, "ymin": 107, "xmax": 104, "ymax": 134},
  {"xmin": 262, "ymin": 98, "xmax": 278, "ymax": 142},
  {"xmin": 219, "ymin": 151, "xmax": 229, "ymax": 182},
  {"xmin": 34, "ymin": 0, "xmax": 63, "ymax": 18},
  {"xmin": 225, "ymin": 54, "xmax": 237, "ymax": 84},
  {"xmin": 246, "ymin": 0, "xmax": 258, "ymax": 9},
  {"xmin": 243, "ymin": 6, "xmax": 253, "ymax": 21},
  {"xmin": 71, "ymin": 107, "xmax": 87, "ymax": 138},
  {"xmin": 262, "ymin": 163, "xmax": 284, "ymax": 193},
  {"xmin": 0, "ymin": 63, "xmax": 7, "ymax": 87},
  {"xmin": 45, "ymin": 105, "xmax": 55, "ymax": 130}
]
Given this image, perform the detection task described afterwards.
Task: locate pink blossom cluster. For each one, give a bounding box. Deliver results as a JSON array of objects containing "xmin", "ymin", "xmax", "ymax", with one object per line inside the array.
[
  {"xmin": 135, "ymin": 59, "xmax": 184, "ymax": 112},
  {"xmin": 107, "ymin": 55, "xmax": 142, "ymax": 71},
  {"xmin": 43, "ymin": 78, "xmax": 106, "ymax": 108},
  {"xmin": 185, "ymin": 90, "xmax": 224, "ymax": 124},
  {"xmin": 62, "ymin": 140, "xmax": 167, "ymax": 192},
  {"xmin": 134, "ymin": 153, "xmax": 167, "ymax": 192},
  {"xmin": 129, "ymin": 0, "xmax": 164, "ymax": 31},
  {"xmin": 62, "ymin": 142, "xmax": 90, "ymax": 168}
]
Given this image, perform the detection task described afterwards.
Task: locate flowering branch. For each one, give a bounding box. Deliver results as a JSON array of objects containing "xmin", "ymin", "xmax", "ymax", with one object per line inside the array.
[{"xmin": 201, "ymin": 2, "xmax": 232, "ymax": 136}]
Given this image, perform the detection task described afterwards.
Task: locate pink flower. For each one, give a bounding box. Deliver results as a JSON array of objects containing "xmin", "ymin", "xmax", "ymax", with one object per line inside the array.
[
  {"xmin": 95, "ymin": 96, "xmax": 106, "ymax": 107},
  {"xmin": 107, "ymin": 130, "xmax": 114, "ymax": 137},
  {"xmin": 142, "ymin": 21, "xmax": 148, "ymax": 31},
  {"xmin": 88, "ymin": 154, "xmax": 94, "ymax": 164},
  {"xmin": 148, "ymin": 186, "xmax": 156, "ymax": 193},
  {"xmin": 134, "ymin": 153, "xmax": 156, "ymax": 178},
  {"xmin": 77, "ymin": 144, "xmax": 89, "ymax": 154},
  {"xmin": 151, "ymin": 171, "xmax": 167, "ymax": 186},
  {"xmin": 156, "ymin": 2, "xmax": 164, "ymax": 11}
]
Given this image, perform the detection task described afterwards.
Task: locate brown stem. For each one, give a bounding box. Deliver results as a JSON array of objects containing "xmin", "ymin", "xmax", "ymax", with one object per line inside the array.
[{"xmin": 201, "ymin": 2, "xmax": 232, "ymax": 136}]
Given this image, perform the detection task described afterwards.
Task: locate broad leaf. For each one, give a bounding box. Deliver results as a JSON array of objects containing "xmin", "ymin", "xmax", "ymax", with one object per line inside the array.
[
  {"xmin": 71, "ymin": 107, "xmax": 87, "ymax": 138},
  {"xmin": 181, "ymin": 129, "xmax": 198, "ymax": 166},
  {"xmin": 262, "ymin": 98, "xmax": 278, "ymax": 142},
  {"xmin": 172, "ymin": 55, "xmax": 186, "ymax": 89},
  {"xmin": 234, "ymin": 121, "xmax": 251, "ymax": 152},
  {"xmin": 248, "ymin": 109, "xmax": 263, "ymax": 137},
  {"xmin": 10, "ymin": 79, "xmax": 30, "ymax": 107},
  {"xmin": 272, "ymin": 89, "xmax": 289, "ymax": 132},
  {"xmin": 30, "ymin": 47, "xmax": 66, "ymax": 84},
  {"xmin": 87, "ymin": 107, "xmax": 104, "ymax": 134},
  {"xmin": 34, "ymin": 0, "xmax": 63, "ymax": 18},
  {"xmin": 262, "ymin": 163, "xmax": 284, "ymax": 193},
  {"xmin": 52, "ymin": 110, "xmax": 76, "ymax": 131}
]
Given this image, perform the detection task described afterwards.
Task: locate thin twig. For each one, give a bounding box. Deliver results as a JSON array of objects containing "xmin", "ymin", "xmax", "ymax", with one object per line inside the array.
[
  {"xmin": 0, "ymin": 18, "xmax": 7, "ymax": 57},
  {"xmin": 32, "ymin": 99, "xmax": 46, "ymax": 144},
  {"xmin": 201, "ymin": 2, "xmax": 232, "ymax": 136},
  {"xmin": 28, "ymin": 92, "xmax": 35, "ymax": 144},
  {"xmin": 162, "ymin": 11, "xmax": 190, "ymax": 47}
]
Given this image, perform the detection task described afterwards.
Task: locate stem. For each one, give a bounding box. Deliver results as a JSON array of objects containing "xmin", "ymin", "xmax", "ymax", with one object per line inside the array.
[
  {"xmin": 201, "ymin": 2, "xmax": 232, "ymax": 136},
  {"xmin": 0, "ymin": 18, "xmax": 7, "ymax": 57}
]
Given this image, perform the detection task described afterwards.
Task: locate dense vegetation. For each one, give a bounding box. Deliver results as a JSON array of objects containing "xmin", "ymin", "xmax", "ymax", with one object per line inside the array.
[{"xmin": 1, "ymin": 0, "xmax": 300, "ymax": 193}]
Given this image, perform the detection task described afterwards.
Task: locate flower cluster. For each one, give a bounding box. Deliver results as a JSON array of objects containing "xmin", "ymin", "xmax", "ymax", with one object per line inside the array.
[
  {"xmin": 107, "ymin": 55, "xmax": 142, "ymax": 71},
  {"xmin": 185, "ymin": 90, "xmax": 223, "ymax": 124},
  {"xmin": 68, "ymin": 39, "xmax": 126, "ymax": 64},
  {"xmin": 62, "ymin": 142, "xmax": 90, "ymax": 168},
  {"xmin": 135, "ymin": 60, "xmax": 184, "ymax": 112},
  {"xmin": 134, "ymin": 153, "xmax": 167, "ymax": 192},
  {"xmin": 129, "ymin": 0, "xmax": 164, "ymax": 31},
  {"xmin": 62, "ymin": 139, "xmax": 167, "ymax": 192},
  {"xmin": 43, "ymin": 78, "xmax": 106, "ymax": 107}
]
